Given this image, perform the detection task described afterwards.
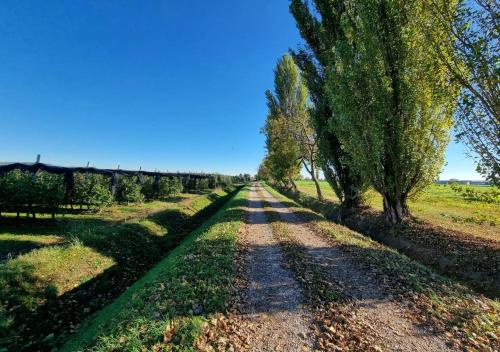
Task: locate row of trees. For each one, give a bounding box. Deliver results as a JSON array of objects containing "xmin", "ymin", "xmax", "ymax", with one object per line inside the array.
[
  {"xmin": 0, "ymin": 170, "xmax": 239, "ymax": 218},
  {"xmin": 260, "ymin": 0, "xmax": 498, "ymax": 224}
]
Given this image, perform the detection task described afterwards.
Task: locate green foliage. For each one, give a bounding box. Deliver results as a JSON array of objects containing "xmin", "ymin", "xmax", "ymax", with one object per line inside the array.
[
  {"xmin": 141, "ymin": 176, "xmax": 183, "ymax": 200},
  {"xmin": 257, "ymin": 158, "xmax": 272, "ymax": 182},
  {"xmin": 158, "ymin": 177, "xmax": 183, "ymax": 197},
  {"xmin": 60, "ymin": 187, "xmax": 247, "ymax": 352},
  {"xmin": 290, "ymin": 0, "xmax": 368, "ymax": 209},
  {"xmin": 450, "ymin": 183, "xmax": 500, "ymax": 204},
  {"xmin": 323, "ymin": 0, "xmax": 459, "ymax": 223},
  {"xmin": 139, "ymin": 176, "xmax": 156, "ymax": 200},
  {"xmin": 262, "ymin": 54, "xmax": 303, "ymax": 189},
  {"xmin": 430, "ymin": 0, "xmax": 499, "ymax": 185},
  {"xmin": 212, "ymin": 174, "xmax": 234, "ymax": 188},
  {"xmin": 72, "ymin": 173, "xmax": 112, "ymax": 210},
  {"xmin": 0, "ymin": 170, "xmax": 65, "ymax": 215},
  {"xmin": 0, "ymin": 169, "xmax": 233, "ymax": 218},
  {"xmin": 0, "ymin": 170, "xmax": 35, "ymax": 211},
  {"xmin": 114, "ymin": 176, "xmax": 144, "ymax": 204}
]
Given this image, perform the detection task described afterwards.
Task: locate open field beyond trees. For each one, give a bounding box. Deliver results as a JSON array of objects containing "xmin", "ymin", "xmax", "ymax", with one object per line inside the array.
[
  {"xmin": 296, "ymin": 180, "xmax": 500, "ymax": 241},
  {"xmin": 275, "ymin": 180, "xmax": 500, "ymax": 298}
]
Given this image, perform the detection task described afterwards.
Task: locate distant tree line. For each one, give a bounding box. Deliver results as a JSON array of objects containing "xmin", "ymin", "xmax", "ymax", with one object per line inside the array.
[{"xmin": 259, "ymin": 0, "xmax": 498, "ymax": 224}]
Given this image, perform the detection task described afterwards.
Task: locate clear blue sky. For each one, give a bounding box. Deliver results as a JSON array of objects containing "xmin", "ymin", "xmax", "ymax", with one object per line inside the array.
[{"xmin": 0, "ymin": 0, "xmax": 482, "ymax": 179}]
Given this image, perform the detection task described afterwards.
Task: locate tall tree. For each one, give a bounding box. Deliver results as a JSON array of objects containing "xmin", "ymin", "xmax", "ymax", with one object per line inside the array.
[
  {"xmin": 324, "ymin": 0, "xmax": 459, "ymax": 223},
  {"xmin": 264, "ymin": 54, "xmax": 319, "ymax": 193},
  {"xmin": 257, "ymin": 156, "xmax": 272, "ymax": 182},
  {"xmin": 429, "ymin": 0, "xmax": 499, "ymax": 185},
  {"xmin": 290, "ymin": 0, "xmax": 367, "ymax": 211},
  {"xmin": 263, "ymin": 113, "xmax": 301, "ymax": 190},
  {"xmin": 263, "ymin": 55, "xmax": 302, "ymax": 190}
]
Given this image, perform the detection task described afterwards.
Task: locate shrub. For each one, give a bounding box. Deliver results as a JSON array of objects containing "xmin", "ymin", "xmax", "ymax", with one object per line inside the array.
[
  {"xmin": 0, "ymin": 170, "xmax": 33, "ymax": 213},
  {"xmin": 140, "ymin": 176, "xmax": 156, "ymax": 200},
  {"xmin": 114, "ymin": 176, "xmax": 144, "ymax": 204},
  {"xmin": 450, "ymin": 183, "xmax": 500, "ymax": 204},
  {"xmin": 0, "ymin": 170, "xmax": 65, "ymax": 215},
  {"xmin": 158, "ymin": 177, "xmax": 182, "ymax": 197},
  {"xmin": 72, "ymin": 173, "xmax": 113, "ymax": 210},
  {"xmin": 34, "ymin": 172, "xmax": 65, "ymax": 213}
]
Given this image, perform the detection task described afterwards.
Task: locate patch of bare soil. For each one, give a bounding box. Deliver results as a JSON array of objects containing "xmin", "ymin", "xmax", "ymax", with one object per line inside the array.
[{"xmin": 259, "ymin": 186, "xmax": 453, "ymax": 352}]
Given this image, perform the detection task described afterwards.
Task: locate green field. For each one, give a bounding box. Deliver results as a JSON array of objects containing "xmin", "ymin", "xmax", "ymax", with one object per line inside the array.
[
  {"xmin": 0, "ymin": 189, "xmax": 233, "ymax": 350},
  {"xmin": 296, "ymin": 180, "xmax": 500, "ymax": 241}
]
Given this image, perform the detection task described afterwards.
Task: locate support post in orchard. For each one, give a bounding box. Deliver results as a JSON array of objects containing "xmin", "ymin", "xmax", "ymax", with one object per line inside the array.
[
  {"xmin": 153, "ymin": 173, "xmax": 161, "ymax": 198},
  {"xmin": 111, "ymin": 172, "xmax": 119, "ymax": 198}
]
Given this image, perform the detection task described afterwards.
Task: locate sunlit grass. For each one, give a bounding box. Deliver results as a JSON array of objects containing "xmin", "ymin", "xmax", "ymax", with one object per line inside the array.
[
  {"xmin": 61, "ymin": 187, "xmax": 247, "ymax": 352},
  {"xmin": 296, "ymin": 180, "xmax": 499, "ymax": 240},
  {"xmin": 0, "ymin": 189, "xmax": 234, "ymax": 349}
]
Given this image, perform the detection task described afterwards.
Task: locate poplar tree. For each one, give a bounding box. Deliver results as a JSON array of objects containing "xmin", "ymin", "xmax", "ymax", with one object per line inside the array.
[
  {"xmin": 290, "ymin": 0, "xmax": 367, "ymax": 211},
  {"xmin": 263, "ymin": 55, "xmax": 302, "ymax": 190},
  {"xmin": 263, "ymin": 54, "xmax": 324, "ymax": 198},
  {"xmin": 325, "ymin": 0, "xmax": 459, "ymax": 223}
]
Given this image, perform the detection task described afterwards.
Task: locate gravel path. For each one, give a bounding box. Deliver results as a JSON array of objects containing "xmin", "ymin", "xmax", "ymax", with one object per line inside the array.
[
  {"xmin": 258, "ymin": 185, "xmax": 453, "ymax": 352},
  {"xmin": 239, "ymin": 184, "xmax": 313, "ymax": 352}
]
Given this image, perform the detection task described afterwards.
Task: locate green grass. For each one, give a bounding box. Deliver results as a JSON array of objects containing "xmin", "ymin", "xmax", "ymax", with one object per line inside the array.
[
  {"xmin": 296, "ymin": 180, "xmax": 499, "ymax": 240},
  {"xmin": 264, "ymin": 184, "xmax": 499, "ymax": 351},
  {"xmin": 61, "ymin": 186, "xmax": 248, "ymax": 352},
  {"xmin": 0, "ymin": 189, "xmax": 234, "ymax": 351}
]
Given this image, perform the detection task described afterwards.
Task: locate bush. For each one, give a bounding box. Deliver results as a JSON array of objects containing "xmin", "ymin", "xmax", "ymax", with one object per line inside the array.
[
  {"xmin": 115, "ymin": 176, "xmax": 144, "ymax": 204},
  {"xmin": 141, "ymin": 176, "xmax": 183, "ymax": 200},
  {"xmin": 450, "ymin": 183, "xmax": 500, "ymax": 204},
  {"xmin": 34, "ymin": 172, "xmax": 65, "ymax": 213},
  {"xmin": 140, "ymin": 176, "xmax": 156, "ymax": 200},
  {"xmin": 0, "ymin": 170, "xmax": 33, "ymax": 212},
  {"xmin": 0, "ymin": 170, "xmax": 65, "ymax": 215},
  {"xmin": 72, "ymin": 173, "xmax": 112, "ymax": 210},
  {"xmin": 158, "ymin": 177, "xmax": 183, "ymax": 197}
]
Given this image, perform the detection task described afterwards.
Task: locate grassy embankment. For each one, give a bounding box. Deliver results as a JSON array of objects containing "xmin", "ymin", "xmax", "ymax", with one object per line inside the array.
[
  {"xmin": 0, "ymin": 188, "xmax": 235, "ymax": 351},
  {"xmin": 285, "ymin": 181, "xmax": 499, "ymax": 296},
  {"xmin": 296, "ymin": 180, "xmax": 499, "ymax": 241},
  {"xmin": 264, "ymin": 184, "xmax": 499, "ymax": 351},
  {"xmin": 60, "ymin": 186, "xmax": 248, "ymax": 352}
]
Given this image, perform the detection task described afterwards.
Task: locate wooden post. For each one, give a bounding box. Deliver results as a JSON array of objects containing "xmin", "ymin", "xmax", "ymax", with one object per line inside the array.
[
  {"xmin": 153, "ymin": 173, "xmax": 161, "ymax": 197},
  {"xmin": 111, "ymin": 172, "xmax": 119, "ymax": 198}
]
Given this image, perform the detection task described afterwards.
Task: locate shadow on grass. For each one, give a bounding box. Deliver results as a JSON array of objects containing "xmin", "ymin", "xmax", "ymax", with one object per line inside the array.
[
  {"xmin": 0, "ymin": 186, "xmax": 242, "ymax": 351},
  {"xmin": 62, "ymin": 232, "xmax": 493, "ymax": 351},
  {"xmin": 272, "ymin": 185, "xmax": 500, "ymax": 298}
]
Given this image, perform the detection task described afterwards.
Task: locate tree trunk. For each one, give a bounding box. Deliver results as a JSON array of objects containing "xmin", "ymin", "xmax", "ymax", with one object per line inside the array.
[
  {"xmin": 311, "ymin": 173, "xmax": 323, "ymax": 201},
  {"xmin": 382, "ymin": 194, "xmax": 409, "ymax": 224},
  {"xmin": 289, "ymin": 177, "xmax": 298, "ymax": 192}
]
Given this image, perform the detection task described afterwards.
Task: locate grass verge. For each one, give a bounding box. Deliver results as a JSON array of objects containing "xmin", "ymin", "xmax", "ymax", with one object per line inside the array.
[
  {"xmin": 295, "ymin": 180, "xmax": 500, "ymax": 240},
  {"xmin": 264, "ymin": 184, "xmax": 499, "ymax": 352},
  {"xmin": 60, "ymin": 186, "xmax": 248, "ymax": 352},
  {"xmin": 274, "ymin": 183, "xmax": 500, "ymax": 297}
]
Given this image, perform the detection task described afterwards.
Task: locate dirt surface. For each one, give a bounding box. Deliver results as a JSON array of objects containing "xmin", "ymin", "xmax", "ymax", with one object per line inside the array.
[
  {"xmin": 257, "ymin": 185, "xmax": 453, "ymax": 352},
  {"xmin": 235, "ymin": 184, "xmax": 313, "ymax": 351}
]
